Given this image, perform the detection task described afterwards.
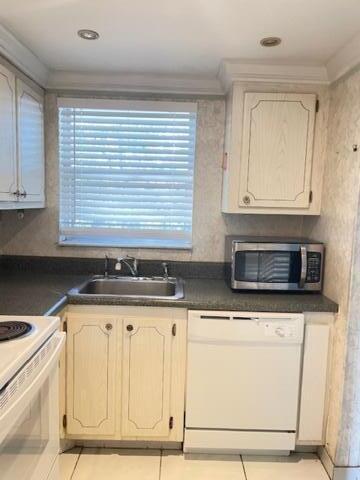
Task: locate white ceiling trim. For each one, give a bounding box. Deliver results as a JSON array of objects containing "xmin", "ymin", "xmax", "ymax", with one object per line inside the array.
[
  {"xmin": 326, "ymin": 30, "xmax": 360, "ymax": 83},
  {"xmin": 46, "ymin": 70, "xmax": 223, "ymax": 95},
  {"xmin": 218, "ymin": 60, "xmax": 329, "ymax": 91},
  {"xmin": 0, "ymin": 24, "xmax": 49, "ymax": 86}
]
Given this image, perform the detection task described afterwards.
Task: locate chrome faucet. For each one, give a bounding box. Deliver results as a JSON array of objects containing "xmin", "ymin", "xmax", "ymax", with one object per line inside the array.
[
  {"xmin": 116, "ymin": 255, "xmax": 139, "ymax": 277},
  {"xmin": 104, "ymin": 254, "xmax": 110, "ymax": 278},
  {"xmin": 162, "ymin": 262, "xmax": 169, "ymax": 279}
]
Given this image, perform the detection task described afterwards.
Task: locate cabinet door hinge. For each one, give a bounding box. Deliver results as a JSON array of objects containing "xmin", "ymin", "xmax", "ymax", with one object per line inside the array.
[
  {"xmin": 63, "ymin": 321, "xmax": 67, "ymax": 333},
  {"xmin": 169, "ymin": 416, "xmax": 174, "ymax": 429},
  {"xmin": 316, "ymin": 99, "xmax": 319, "ymax": 113},
  {"xmin": 172, "ymin": 324, "xmax": 176, "ymax": 336},
  {"xmin": 62, "ymin": 414, "xmax": 67, "ymax": 429},
  {"xmin": 309, "ymin": 190, "xmax": 313, "ymax": 203},
  {"xmin": 222, "ymin": 152, "xmax": 228, "ymax": 170}
]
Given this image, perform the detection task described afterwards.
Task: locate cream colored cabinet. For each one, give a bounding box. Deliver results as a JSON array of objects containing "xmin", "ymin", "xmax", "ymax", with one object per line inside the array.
[
  {"xmin": 0, "ymin": 64, "xmax": 17, "ymax": 202},
  {"xmin": 122, "ymin": 317, "xmax": 174, "ymax": 438},
  {"xmin": 0, "ymin": 63, "xmax": 45, "ymax": 209},
  {"xmin": 65, "ymin": 313, "xmax": 119, "ymax": 436},
  {"xmin": 297, "ymin": 314, "xmax": 333, "ymax": 445},
  {"xmin": 16, "ymin": 79, "xmax": 45, "ymax": 204},
  {"xmin": 63, "ymin": 306, "xmax": 187, "ymax": 442},
  {"xmin": 222, "ymin": 83, "xmax": 325, "ymax": 215}
]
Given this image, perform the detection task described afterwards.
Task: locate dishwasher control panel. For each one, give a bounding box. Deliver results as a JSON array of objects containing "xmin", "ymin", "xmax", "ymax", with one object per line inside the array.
[
  {"xmin": 188, "ymin": 311, "xmax": 305, "ymax": 345},
  {"xmin": 264, "ymin": 322, "xmax": 297, "ymax": 338}
]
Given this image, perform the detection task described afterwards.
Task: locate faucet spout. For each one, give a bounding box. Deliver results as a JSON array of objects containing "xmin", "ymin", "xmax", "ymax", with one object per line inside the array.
[{"xmin": 117, "ymin": 256, "xmax": 139, "ymax": 277}]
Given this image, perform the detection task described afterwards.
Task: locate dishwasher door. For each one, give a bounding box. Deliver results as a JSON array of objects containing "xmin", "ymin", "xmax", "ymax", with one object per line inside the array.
[{"xmin": 186, "ymin": 312, "xmax": 304, "ymax": 432}]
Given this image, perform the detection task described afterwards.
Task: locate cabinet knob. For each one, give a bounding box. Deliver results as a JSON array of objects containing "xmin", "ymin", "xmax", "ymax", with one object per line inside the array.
[
  {"xmin": 126, "ymin": 324, "xmax": 134, "ymax": 332},
  {"xmin": 20, "ymin": 190, "xmax": 27, "ymax": 198},
  {"xmin": 12, "ymin": 190, "xmax": 20, "ymax": 198},
  {"xmin": 243, "ymin": 195, "xmax": 251, "ymax": 205},
  {"xmin": 105, "ymin": 323, "xmax": 113, "ymax": 331}
]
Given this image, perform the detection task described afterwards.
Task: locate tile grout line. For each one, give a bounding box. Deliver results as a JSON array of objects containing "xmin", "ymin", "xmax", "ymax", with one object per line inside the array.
[
  {"xmin": 240, "ymin": 454, "xmax": 249, "ymax": 480},
  {"xmin": 159, "ymin": 449, "xmax": 163, "ymax": 480},
  {"xmin": 69, "ymin": 446, "xmax": 83, "ymax": 480}
]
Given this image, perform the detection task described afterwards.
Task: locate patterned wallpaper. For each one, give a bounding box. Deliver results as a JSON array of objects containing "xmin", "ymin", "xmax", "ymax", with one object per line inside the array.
[
  {"xmin": 303, "ymin": 67, "xmax": 360, "ymax": 465},
  {"xmin": 0, "ymin": 93, "xmax": 303, "ymax": 261}
]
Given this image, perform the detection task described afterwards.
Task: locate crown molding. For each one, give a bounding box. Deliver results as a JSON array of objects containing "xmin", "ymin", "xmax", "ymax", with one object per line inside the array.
[
  {"xmin": 46, "ymin": 70, "xmax": 224, "ymax": 96},
  {"xmin": 326, "ymin": 31, "xmax": 360, "ymax": 83},
  {"xmin": 2, "ymin": 17, "xmax": 359, "ymax": 93},
  {"xmin": 0, "ymin": 24, "xmax": 49, "ymax": 86},
  {"xmin": 218, "ymin": 60, "xmax": 329, "ymax": 91}
]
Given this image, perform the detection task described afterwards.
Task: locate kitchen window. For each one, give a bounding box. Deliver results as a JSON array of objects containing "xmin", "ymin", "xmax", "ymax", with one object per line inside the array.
[{"xmin": 58, "ymin": 98, "xmax": 197, "ymax": 248}]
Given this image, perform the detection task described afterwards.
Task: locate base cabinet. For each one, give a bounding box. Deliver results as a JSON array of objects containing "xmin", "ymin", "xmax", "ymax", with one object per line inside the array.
[
  {"xmin": 122, "ymin": 317, "xmax": 173, "ymax": 437},
  {"xmin": 63, "ymin": 307, "xmax": 187, "ymax": 442},
  {"xmin": 297, "ymin": 314, "xmax": 332, "ymax": 444},
  {"xmin": 65, "ymin": 314, "xmax": 118, "ymax": 436}
]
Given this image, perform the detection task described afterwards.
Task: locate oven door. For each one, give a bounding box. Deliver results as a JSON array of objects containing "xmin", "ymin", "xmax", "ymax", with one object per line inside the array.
[
  {"xmin": 0, "ymin": 332, "xmax": 65, "ymax": 480},
  {"xmin": 232, "ymin": 243, "xmax": 306, "ymax": 290}
]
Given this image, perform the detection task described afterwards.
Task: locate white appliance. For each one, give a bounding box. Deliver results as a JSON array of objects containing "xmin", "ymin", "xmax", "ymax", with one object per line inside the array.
[
  {"xmin": 0, "ymin": 316, "xmax": 65, "ymax": 480},
  {"xmin": 184, "ymin": 311, "xmax": 304, "ymax": 454}
]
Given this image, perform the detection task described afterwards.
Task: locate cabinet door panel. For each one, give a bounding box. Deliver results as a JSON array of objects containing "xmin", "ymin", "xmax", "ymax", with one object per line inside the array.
[
  {"xmin": 298, "ymin": 323, "xmax": 330, "ymax": 443},
  {"xmin": 66, "ymin": 314, "xmax": 117, "ymax": 436},
  {"xmin": 122, "ymin": 319, "xmax": 172, "ymax": 437},
  {"xmin": 239, "ymin": 92, "xmax": 316, "ymax": 209},
  {"xmin": 16, "ymin": 79, "xmax": 45, "ymax": 202},
  {"xmin": 0, "ymin": 65, "xmax": 17, "ymax": 201}
]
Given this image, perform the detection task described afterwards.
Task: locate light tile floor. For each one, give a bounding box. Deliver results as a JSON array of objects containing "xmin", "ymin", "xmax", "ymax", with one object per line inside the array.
[{"xmin": 60, "ymin": 448, "xmax": 329, "ymax": 480}]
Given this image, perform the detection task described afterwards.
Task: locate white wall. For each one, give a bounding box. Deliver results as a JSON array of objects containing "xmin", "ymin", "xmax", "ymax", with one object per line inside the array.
[{"xmin": 0, "ymin": 92, "xmax": 303, "ymax": 261}]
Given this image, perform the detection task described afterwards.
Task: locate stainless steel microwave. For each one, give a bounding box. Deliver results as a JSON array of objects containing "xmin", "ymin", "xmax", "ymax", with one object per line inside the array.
[{"xmin": 225, "ymin": 236, "xmax": 324, "ymax": 292}]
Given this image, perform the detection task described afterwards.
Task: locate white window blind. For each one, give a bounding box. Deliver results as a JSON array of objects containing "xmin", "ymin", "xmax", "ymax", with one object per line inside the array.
[{"xmin": 58, "ymin": 98, "xmax": 197, "ymax": 248}]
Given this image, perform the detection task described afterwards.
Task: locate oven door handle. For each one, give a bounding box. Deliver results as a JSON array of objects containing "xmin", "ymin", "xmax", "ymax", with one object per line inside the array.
[{"xmin": 299, "ymin": 245, "xmax": 307, "ymax": 288}]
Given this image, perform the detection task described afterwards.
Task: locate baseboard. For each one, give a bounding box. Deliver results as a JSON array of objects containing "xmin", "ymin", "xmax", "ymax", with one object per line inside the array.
[
  {"xmin": 317, "ymin": 446, "xmax": 360, "ymax": 480},
  {"xmin": 318, "ymin": 446, "xmax": 335, "ymax": 478},
  {"xmin": 73, "ymin": 440, "xmax": 182, "ymax": 450},
  {"xmin": 333, "ymin": 467, "xmax": 360, "ymax": 480}
]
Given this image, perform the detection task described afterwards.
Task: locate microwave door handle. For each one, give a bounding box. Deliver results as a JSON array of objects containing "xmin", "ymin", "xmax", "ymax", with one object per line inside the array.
[{"xmin": 299, "ymin": 245, "xmax": 307, "ymax": 288}]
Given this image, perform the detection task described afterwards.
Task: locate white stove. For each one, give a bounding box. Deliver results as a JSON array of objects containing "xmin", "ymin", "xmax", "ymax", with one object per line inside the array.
[
  {"xmin": 0, "ymin": 316, "xmax": 60, "ymax": 389},
  {"xmin": 0, "ymin": 316, "xmax": 65, "ymax": 480}
]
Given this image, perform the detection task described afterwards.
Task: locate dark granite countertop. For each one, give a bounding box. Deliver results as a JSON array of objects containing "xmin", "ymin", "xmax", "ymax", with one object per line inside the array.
[
  {"xmin": 0, "ymin": 272, "xmax": 88, "ymax": 316},
  {"xmin": 67, "ymin": 277, "xmax": 338, "ymax": 313},
  {"xmin": 0, "ymin": 270, "xmax": 338, "ymax": 316}
]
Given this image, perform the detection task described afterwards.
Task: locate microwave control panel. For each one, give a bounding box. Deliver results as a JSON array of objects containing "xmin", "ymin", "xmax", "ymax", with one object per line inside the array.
[{"xmin": 306, "ymin": 252, "xmax": 322, "ymax": 283}]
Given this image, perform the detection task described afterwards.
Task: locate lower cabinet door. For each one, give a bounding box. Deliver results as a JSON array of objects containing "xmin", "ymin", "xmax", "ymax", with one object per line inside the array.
[
  {"xmin": 66, "ymin": 314, "xmax": 118, "ymax": 436},
  {"xmin": 121, "ymin": 318, "xmax": 173, "ymax": 437}
]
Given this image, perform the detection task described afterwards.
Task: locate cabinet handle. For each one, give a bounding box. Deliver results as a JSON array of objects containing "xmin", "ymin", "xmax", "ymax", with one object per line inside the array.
[
  {"xmin": 126, "ymin": 324, "xmax": 134, "ymax": 332},
  {"xmin": 243, "ymin": 195, "xmax": 251, "ymax": 205},
  {"xmin": 105, "ymin": 323, "xmax": 113, "ymax": 331}
]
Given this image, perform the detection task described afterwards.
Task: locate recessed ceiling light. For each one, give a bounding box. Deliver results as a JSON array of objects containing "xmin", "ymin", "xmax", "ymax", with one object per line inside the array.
[
  {"xmin": 77, "ymin": 29, "xmax": 100, "ymax": 40},
  {"xmin": 260, "ymin": 36, "xmax": 282, "ymax": 47}
]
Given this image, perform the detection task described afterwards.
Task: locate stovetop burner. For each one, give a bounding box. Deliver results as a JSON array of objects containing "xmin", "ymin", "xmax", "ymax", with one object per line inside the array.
[{"xmin": 0, "ymin": 321, "xmax": 33, "ymax": 342}]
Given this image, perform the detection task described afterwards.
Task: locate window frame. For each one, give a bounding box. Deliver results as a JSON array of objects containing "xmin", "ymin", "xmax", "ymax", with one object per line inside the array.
[{"xmin": 57, "ymin": 97, "xmax": 197, "ymax": 249}]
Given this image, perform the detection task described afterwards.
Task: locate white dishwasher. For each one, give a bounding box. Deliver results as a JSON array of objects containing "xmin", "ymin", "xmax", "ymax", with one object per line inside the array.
[{"xmin": 184, "ymin": 311, "xmax": 304, "ymax": 454}]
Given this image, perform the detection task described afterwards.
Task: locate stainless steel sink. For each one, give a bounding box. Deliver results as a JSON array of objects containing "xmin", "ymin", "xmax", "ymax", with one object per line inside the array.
[{"xmin": 68, "ymin": 275, "xmax": 184, "ymax": 300}]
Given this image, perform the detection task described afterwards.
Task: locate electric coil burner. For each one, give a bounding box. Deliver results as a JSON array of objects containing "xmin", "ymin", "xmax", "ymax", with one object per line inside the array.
[{"xmin": 0, "ymin": 321, "xmax": 32, "ymax": 342}]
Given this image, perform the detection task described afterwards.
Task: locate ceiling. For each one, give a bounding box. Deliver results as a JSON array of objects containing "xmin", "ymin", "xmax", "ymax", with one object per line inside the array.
[{"xmin": 0, "ymin": 0, "xmax": 360, "ymax": 77}]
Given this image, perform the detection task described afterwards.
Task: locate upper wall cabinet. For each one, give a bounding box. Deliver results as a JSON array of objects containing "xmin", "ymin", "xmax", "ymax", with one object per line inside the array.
[
  {"xmin": 0, "ymin": 64, "xmax": 45, "ymax": 209},
  {"xmin": 222, "ymin": 83, "xmax": 325, "ymax": 215},
  {"xmin": 0, "ymin": 64, "xmax": 17, "ymax": 202},
  {"xmin": 16, "ymin": 79, "xmax": 45, "ymax": 205}
]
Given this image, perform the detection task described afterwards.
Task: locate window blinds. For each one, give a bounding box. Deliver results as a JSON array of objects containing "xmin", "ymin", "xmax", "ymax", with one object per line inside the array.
[{"xmin": 58, "ymin": 99, "xmax": 197, "ymax": 248}]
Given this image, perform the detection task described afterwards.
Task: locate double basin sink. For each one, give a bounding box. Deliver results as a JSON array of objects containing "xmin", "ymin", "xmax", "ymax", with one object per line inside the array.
[{"xmin": 69, "ymin": 275, "xmax": 184, "ymax": 300}]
